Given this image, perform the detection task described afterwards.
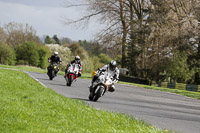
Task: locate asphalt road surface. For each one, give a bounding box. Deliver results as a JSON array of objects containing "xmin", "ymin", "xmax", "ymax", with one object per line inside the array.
[{"xmin": 28, "ymin": 72, "xmax": 200, "ymax": 133}]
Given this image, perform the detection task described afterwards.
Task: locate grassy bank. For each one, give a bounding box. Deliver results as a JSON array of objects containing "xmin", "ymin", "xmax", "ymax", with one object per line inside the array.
[{"xmin": 0, "ymin": 68, "xmax": 171, "ymax": 132}]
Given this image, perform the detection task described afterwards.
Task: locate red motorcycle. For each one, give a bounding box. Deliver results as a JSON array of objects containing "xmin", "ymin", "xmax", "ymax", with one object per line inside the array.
[{"xmin": 65, "ymin": 64, "xmax": 79, "ymax": 86}]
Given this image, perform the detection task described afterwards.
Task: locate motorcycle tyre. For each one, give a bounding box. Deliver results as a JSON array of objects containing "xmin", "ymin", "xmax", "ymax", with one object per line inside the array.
[
  {"xmin": 67, "ymin": 75, "xmax": 73, "ymax": 86},
  {"xmin": 93, "ymin": 86, "xmax": 104, "ymax": 102},
  {"xmin": 88, "ymin": 93, "xmax": 94, "ymax": 101},
  {"xmin": 49, "ymin": 70, "xmax": 55, "ymax": 80}
]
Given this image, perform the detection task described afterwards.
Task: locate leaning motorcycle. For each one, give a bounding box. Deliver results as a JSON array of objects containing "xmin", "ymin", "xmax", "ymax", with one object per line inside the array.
[
  {"xmin": 47, "ymin": 62, "xmax": 58, "ymax": 80},
  {"xmin": 89, "ymin": 70, "xmax": 117, "ymax": 102},
  {"xmin": 65, "ymin": 64, "xmax": 79, "ymax": 86}
]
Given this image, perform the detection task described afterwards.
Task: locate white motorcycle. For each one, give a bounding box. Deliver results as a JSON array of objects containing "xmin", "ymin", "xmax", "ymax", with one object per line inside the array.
[
  {"xmin": 65, "ymin": 64, "xmax": 79, "ymax": 86},
  {"xmin": 89, "ymin": 70, "xmax": 117, "ymax": 101}
]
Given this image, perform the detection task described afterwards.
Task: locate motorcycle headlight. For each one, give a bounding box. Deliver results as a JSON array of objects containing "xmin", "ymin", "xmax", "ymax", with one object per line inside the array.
[
  {"xmin": 105, "ymin": 80, "xmax": 112, "ymax": 85},
  {"xmin": 54, "ymin": 66, "xmax": 57, "ymax": 69}
]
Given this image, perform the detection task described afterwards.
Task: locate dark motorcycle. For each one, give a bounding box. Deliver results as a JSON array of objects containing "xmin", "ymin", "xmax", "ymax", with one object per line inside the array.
[
  {"xmin": 47, "ymin": 62, "xmax": 58, "ymax": 80},
  {"xmin": 65, "ymin": 64, "xmax": 79, "ymax": 86}
]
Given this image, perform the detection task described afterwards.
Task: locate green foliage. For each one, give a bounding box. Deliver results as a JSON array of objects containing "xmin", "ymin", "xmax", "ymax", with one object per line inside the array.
[
  {"xmin": 15, "ymin": 41, "xmax": 40, "ymax": 66},
  {"xmin": 91, "ymin": 56, "xmax": 103, "ymax": 70},
  {"xmin": 79, "ymin": 40, "xmax": 102, "ymax": 56},
  {"xmin": 166, "ymin": 51, "xmax": 195, "ymax": 83},
  {"xmin": 69, "ymin": 43, "xmax": 88, "ymax": 60},
  {"xmin": 98, "ymin": 53, "xmax": 112, "ymax": 64},
  {"xmin": 37, "ymin": 45, "xmax": 51, "ymax": 69},
  {"xmin": 0, "ymin": 42, "xmax": 16, "ymax": 65},
  {"xmin": 52, "ymin": 34, "xmax": 61, "ymax": 44},
  {"xmin": 81, "ymin": 59, "xmax": 94, "ymax": 73},
  {"xmin": 44, "ymin": 35, "xmax": 53, "ymax": 44}
]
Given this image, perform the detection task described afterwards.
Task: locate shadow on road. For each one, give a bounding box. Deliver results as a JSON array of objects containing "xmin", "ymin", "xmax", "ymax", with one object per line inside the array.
[
  {"xmin": 72, "ymin": 97, "xmax": 91, "ymax": 102},
  {"xmin": 49, "ymin": 83, "xmax": 67, "ymax": 87}
]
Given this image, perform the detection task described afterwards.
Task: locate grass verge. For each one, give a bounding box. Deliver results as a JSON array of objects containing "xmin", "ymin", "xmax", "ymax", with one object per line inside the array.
[
  {"xmin": 0, "ymin": 68, "xmax": 172, "ymax": 132},
  {"xmin": 118, "ymin": 81, "xmax": 200, "ymax": 100}
]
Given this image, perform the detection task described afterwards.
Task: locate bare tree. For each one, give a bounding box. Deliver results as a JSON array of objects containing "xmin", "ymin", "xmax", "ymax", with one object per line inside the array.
[
  {"xmin": 0, "ymin": 27, "xmax": 8, "ymax": 44},
  {"xmin": 4, "ymin": 22, "xmax": 41, "ymax": 47},
  {"xmin": 64, "ymin": 0, "xmax": 130, "ymax": 67}
]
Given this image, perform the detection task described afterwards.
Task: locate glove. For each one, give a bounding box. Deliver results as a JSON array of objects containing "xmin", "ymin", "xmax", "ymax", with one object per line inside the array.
[
  {"xmin": 78, "ymin": 72, "xmax": 82, "ymax": 77},
  {"xmin": 112, "ymin": 78, "xmax": 118, "ymax": 83}
]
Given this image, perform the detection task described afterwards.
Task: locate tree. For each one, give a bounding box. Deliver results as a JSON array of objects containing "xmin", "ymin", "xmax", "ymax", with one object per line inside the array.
[
  {"xmin": 166, "ymin": 51, "xmax": 194, "ymax": 83},
  {"xmin": 65, "ymin": 0, "xmax": 200, "ymax": 84},
  {"xmin": 0, "ymin": 27, "xmax": 8, "ymax": 44},
  {"xmin": 0, "ymin": 42, "xmax": 16, "ymax": 65},
  {"xmin": 37, "ymin": 45, "xmax": 52, "ymax": 69},
  {"xmin": 64, "ymin": 0, "xmax": 129, "ymax": 67},
  {"xmin": 52, "ymin": 34, "xmax": 61, "ymax": 44},
  {"xmin": 4, "ymin": 22, "xmax": 41, "ymax": 47},
  {"xmin": 15, "ymin": 41, "xmax": 40, "ymax": 66},
  {"xmin": 68, "ymin": 43, "xmax": 88, "ymax": 60},
  {"xmin": 44, "ymin": 35, "xmax": 53, "ymax": 44},
  {"xmin": 61, "ymin": 37, "xmax": 72, "ymax": 45}
]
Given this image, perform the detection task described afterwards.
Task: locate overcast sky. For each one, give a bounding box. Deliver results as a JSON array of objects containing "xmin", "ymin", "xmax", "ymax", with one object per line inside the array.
[{"xmin": 0, "ymin": 0, "xmax": 101, "ymax": 41}]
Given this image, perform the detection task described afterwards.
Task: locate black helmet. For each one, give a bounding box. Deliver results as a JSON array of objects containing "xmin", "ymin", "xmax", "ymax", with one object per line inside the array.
[
  {"xmin": 75, "ymin": 55, "xmax": 80, "ymax": 61},
  {"xmin": 109, "ymin": 60, "xmax": 117, "ymax": 71}
]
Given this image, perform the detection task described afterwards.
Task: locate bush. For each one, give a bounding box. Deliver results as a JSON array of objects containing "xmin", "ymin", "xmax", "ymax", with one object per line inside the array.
[
  {"xmin": 16, "ymin": 41, "xmax": 40, "ymax": 66},
  {"xmin": 16, "ymin": 60, "xmax": 29, "ymax": 65},
  {"xmin": 37, "ymin": 45, "xmax": 51, "ymax": 69},
  {"xmin": 82, "ymin": 59, "xmax": 94, "ymax": 73},
  {"xmin": 0, "ymin": 42, "xmax": 16, "ymax": 65},
  {"xmin": 46, "ymin": 44, "xmax": 72, "ymax": 71},
  {"xmin": 69, "ymin": 43, "xmax": 88, "ymax": 60},
  {"xmin": 98, "ymin": 53, "xmax": 112, "ymax": 64}
]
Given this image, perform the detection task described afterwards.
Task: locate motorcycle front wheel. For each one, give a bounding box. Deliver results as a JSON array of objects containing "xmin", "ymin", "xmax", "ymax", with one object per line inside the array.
[
  {"xmin": 49, "ymin": 70, "xmax": 55, "ymax": 80},
  {"xmin": 67, "ymin": 75, "xmax": 73, "ymax": 86},
  {"xmin": 93, "ymin": 86, "xmax": 104, "ymax": 102}
]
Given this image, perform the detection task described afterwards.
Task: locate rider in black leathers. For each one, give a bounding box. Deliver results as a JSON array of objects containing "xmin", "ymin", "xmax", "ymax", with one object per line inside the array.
[{"xmin": 47, "ymin": 51, "xmax": 62, "ymax": 75}]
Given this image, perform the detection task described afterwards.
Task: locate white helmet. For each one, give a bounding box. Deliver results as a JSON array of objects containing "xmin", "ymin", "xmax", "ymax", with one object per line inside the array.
[
  {"xmin": 75, "ymin": 55, "xmax": 80, "ymax": 61},
  {"xmin": 54, "ymin": 51, "xmax": 58, "ymax": 56},
  {"xmin": 109, "ymin": 60, "xmax": 117, "ymax": 71}
]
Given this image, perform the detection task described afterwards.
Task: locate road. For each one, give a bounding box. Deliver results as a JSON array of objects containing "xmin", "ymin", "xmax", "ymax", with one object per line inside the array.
[{"xmin": 28, "ymin": 72, "xmax": 200, "ymax": 133}]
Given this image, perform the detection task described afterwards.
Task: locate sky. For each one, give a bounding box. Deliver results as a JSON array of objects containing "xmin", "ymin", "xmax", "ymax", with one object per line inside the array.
[{"xmin": 0, "ymin": 0, "xmax": 101, "ymax": 41}]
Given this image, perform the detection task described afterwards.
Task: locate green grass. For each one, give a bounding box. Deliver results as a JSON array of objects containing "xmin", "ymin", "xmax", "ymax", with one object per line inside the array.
[
  {"xmin": 0, "ymin": 64, "xmax": 47, "ymax": 73},
  {"xmin": 119, "ymin": 81, "xmax": 200, "ymax": 100},
  {"xmin": 0, "ymin": 68, "xmax": 172, "ymax": 133},
  {"xmin": 0, "ymin": 64, "xmax": 91, "ymax": 78}
]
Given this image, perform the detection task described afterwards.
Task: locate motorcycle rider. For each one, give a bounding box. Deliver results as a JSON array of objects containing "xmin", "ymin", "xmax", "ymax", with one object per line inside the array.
[
  {"xmin": 89, "ymin": 60, "xmax": 119, "ymax": 97},
  {"xmin": 47, "ymin": 51, "xmax": 62, "ymax": 75},
  {"xmin": 65, "ymin": 55, "xmax": 82, "ymax": 77}
]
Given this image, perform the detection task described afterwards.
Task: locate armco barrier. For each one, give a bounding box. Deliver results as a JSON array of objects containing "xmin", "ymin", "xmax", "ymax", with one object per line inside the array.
[
  {"xmin": 119, "ymin": 74, "xmax": 149, "ymax": 85},
  {"xmin": 186, "ymin": 84, "xmax": 198, "ymax": 91},
  {"xmin": 158, "ymin": 82, "xmax": 200, "ymax": 92}
]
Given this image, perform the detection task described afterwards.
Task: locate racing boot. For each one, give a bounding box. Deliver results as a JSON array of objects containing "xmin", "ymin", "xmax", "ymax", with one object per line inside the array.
[{"xmin": 108, "ymin": 85, "xmax": 115, "ymax": 92}]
